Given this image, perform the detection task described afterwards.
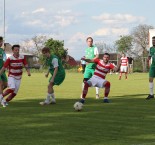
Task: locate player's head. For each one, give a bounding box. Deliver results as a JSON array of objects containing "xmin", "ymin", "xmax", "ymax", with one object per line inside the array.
[
  {"xmin": 103, "ymin": 53, "xmax": 110, "ymax": 63},
  {"xmin": 12, "ymin": 44, "xmax": 20, "ymax": 56},
  {"xmin": 42, "ymin": 47, "xmax": 50, "ymax": 57},
  {"xmin": 86, "ymin": 37, "xmax": 93, "ymax": 47},
  {"xmin": 122, "ymin": 53, "xmax": 125, "ymax": 57},
  {"xmin": 152, "ymin": 36, "xmax": 155, "ymax": 46},
  {"xmin": 0, "ymin": 36, "xmax": 3, "ymax": 47}
]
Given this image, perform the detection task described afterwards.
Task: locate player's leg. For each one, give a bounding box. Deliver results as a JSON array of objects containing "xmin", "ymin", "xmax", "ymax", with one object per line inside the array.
[
  {"xmin": 90, "ymin": 68, "xmax": 100, "ymax": 99},
  {"xmin": 125, "ymin": 66, "xmax": 128, "ymax": 79},
  {"xmin": 3, "ymin": 77, "xmax": 15, "ymax": 97},
  {"xmin": 40, "ymin": 73, "xmax": 65, "ymax": 105},
  {"xmin": 0, "ymin": 80, "xmax": 4, "ymax": 102},
  {"xmin": 1, "ymin": 77, "xmax": 15, "ymax": 107},
  {"xmin": 102, "ymin": 80, "xmax": 111, "ymax": 103},
  {"xmin": 79, "ymin": 76, "xmax": 97, "ymax": 104},
  {"xmin": 2, "ymin": 72, "xmax": 8, "ymax": 90},
  {"xmin": 119, "ymin": 66, "xmax": 123, "ymax": 80},
  {"xmin": 5, "ymin": 79, "xmax": 21, "ymax": 102},
  {"xmin": 146, "ymin": 67, "xmax": 155, "ymax": 99}
]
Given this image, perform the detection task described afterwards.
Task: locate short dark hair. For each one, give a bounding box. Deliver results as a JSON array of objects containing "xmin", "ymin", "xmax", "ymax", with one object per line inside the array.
[
  {"xmin": 0, "ymin": 36, "xmax": 3, "ymax": 41},
  {"xmin": 86, "ymin": 37, "xmax": 93, "ymax": 42},
  {"xmin": 12, "ymin": 44, "xmax": 20, "ymax": 50},
  {"xmin": 103, "ymin": 53, "xmax": 110, "ymax": 57},
  {"xmin": 42, "ymin": 47, "xmax": 50, "ymax": 53},
  {"xmin": 152, "ymin": 36, "xmax": 155, "ymax": 39}
]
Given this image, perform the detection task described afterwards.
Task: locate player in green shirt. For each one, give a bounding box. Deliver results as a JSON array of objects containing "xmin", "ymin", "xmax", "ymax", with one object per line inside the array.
[
  {"xmin": 82, "ymin": 37, "xmax": 100, "ymax": 99},
  {"xmin": 40, "ymin": 47, "xmax": 65, "ymax": 105},
  {"xmin": 0, "ymin": 36, "xmax": 7, "ymax": 106},
  {"xmin": 146, "ymin": 36, "xmax": 155, "ymax": 99}
]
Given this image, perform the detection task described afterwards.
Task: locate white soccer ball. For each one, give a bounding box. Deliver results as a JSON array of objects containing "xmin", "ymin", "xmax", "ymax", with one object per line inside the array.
[{"xmin": 73, "ymin": 102, "xmax": 83, "ymax": 111}]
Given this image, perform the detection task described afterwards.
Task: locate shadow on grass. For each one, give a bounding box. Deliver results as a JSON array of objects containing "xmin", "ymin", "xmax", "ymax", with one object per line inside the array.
[{"xmin": 0, "ymin": 95, "xmax": 155, "ymax": 145}]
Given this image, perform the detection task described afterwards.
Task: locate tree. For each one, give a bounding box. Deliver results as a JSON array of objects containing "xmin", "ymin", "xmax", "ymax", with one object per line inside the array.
[
  {"xmin": 95, "ymin": 41, "xmax": 117, "ymax": 53},
  {"xmin": 21, "ymin": 35, "xmax": 48, "ymax": 57},
  {"xmin": 32, "ymin": 35, "xmax": 48, "ymax": 57},
  {"xmin": 131, "ymin": 24, "xmax": 154, "ymax": 72},
  {"xmin": 45, "ymin": 38, "xmax": 68, "ymax": 59},
  {"xmin": 115, "ymin": 35, "xmax": 133, "ymax": 53}
]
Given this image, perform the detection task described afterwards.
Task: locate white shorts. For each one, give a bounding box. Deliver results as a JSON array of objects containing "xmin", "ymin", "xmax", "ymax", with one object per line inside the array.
[
  {"xmin": 120, "ymin": 66, "xmax": 128, "ymax": 72},
  {"xmin": 87, "ymin": 76, "xmax": 107, "ymax": 88},
  {"xmin": 8, "ymin": 77, "xmax": 21, "ymax": 94}
]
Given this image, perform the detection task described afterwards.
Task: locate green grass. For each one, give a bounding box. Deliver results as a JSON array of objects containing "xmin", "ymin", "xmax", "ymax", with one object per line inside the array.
[{"xmin": 0, "ymin": 72, "xmax": 155, "ymax": 145}]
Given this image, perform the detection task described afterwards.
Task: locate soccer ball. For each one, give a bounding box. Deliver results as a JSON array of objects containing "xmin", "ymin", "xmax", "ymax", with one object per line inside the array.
[{"xmin": 73, "ymin": 102, "xmax": 83, "ymax": 111}]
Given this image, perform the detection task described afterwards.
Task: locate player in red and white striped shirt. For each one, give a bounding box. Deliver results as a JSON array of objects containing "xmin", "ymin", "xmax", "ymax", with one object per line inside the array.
[
  {"xmin": 119, "ymin": 53, "xmax": 128, "ymax": 80},
  {"xmin": 0, "ymin": 45, "xmax": 31, "ymax": 107},
  {"xmin": 78, "ymin": 53, "xmax": 119, "ymax": 104}
]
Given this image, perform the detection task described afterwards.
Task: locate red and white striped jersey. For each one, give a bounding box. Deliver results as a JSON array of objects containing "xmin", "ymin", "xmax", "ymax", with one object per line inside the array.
[
  {"xmin": 121, "ymin": 57, "xmax": 128, "ymax": 66},
  {"xmin": 93, "ymin": 58, "xmax": 114, "ymax": 79},
  {"xmin": 4, "ymin": 54, "xmax": 27, "ymax": 80}
]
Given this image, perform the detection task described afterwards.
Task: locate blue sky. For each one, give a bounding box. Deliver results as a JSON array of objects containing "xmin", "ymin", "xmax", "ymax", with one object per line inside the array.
[{"xmin": 0, "ymin": 0, "xmax": 154, "ymax": 59}]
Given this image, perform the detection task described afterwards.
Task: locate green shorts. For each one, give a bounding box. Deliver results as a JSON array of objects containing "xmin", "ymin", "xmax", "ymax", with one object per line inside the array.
[
  {"xmin": 149, "ymin": 66, "xmax": 155, "ymax": 78},
  {"xmin": 84, "ymin": 67, "xmax": 95, "ymax": 79},
  {"xmin": 0, "ymin": 72, "xmax": 7, "ymax": 82},
  {"xmin": 49, "ymin": 73, "xmax": 65, "ymax": 86}
]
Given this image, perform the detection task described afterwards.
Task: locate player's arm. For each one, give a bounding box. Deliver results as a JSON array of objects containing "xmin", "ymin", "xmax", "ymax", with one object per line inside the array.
[
  {"xmin": 81, "ymin": 57, "xmax": 95, "ymax": 63},
  {"xmin": 23, "ymin": 56, "xmax": 31, "ymax": 76},
  {"xmin": 148, "ymin": 56, "xmax": 151, "ymax": 68},
  {"xmin": 50, "ymin": 67, "xmax": 58, "ymax": 83},
  {"xmin": 112, "ymin": 63, "xmax": 121, "ymax": 72},
  {"xmin": 93, "ymin": 47, "xmax": 99, "ymax": 59},
  {"xmin": 25, "ymin": 64, "xmax": 31, "ymax": 76},
  {"xmin": 45, "ymin": 69, "xmax": 50, "ymax": 78}
]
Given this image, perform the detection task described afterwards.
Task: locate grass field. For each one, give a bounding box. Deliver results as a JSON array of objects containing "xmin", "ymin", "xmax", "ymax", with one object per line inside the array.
[{"xmin": 1, "ymin": 72, "xmax": 155, "ymax": 145}]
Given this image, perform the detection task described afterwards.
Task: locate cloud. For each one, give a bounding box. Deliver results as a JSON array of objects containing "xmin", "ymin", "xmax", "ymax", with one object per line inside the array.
[
  {"xmin": 93, "ymin": 27, "xmax": 129, "ymax": 36},
  {"xmin": 32, "ymin": 8, "xmax": 46, "ymax": 14},
  {"xmin": 92, "ymin": 13, "xmax": 146, "ymax": 25}
]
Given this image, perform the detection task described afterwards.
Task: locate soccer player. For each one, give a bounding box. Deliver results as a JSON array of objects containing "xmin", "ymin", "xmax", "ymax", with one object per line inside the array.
[
  {"xmin": 83, "ymin": 37, "xmax": 100, "ymax": 99},
  {"xmin": 78, "ymin": 53, "xmax": 119, "ymax": 104},
  {"xmin": 0, "ymin": 44, "xmax": 31, "ymax": 107},
  {"xmin": 119, "ymin": 53, "xmax": 128, "ymax": 80},
  {"xmin": 40, "ymin": 47, "xmax": 65, "ymax": 105},
  {"xmin": 0, "ymin": 36, "xmax": 8, "ymax": 106},
  {"xmin": 146, "ymin": 36, "xmax": 155, "ymax": 99}
]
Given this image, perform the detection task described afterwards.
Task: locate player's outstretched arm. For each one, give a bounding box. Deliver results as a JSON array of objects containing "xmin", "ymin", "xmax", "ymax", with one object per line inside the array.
[{"xmin": 81, "ymin": 57, "xmax": 94, "ymax": 63}]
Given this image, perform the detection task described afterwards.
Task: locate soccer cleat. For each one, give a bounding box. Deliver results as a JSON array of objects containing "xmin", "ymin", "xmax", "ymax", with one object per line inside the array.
[
  {"xmin": 1, "ymin": 100, "xmax": 7, "ymax": 107},
  {"xmin": 96, "ymin": 94, "xmax": 100, "ymax": 99},
  {"xmin": 103, "ymin": 99, "xmax": 109, "ymax": 103},
  {"xmin": 79, "ymin": 99, "xmax": 85, "ymax": 104},
  {"xmin": 39, "ymin": 101, "xmax": 51, "ymax": 105},
  {"xmin": 50, "ymin": 98, "xmax": 56, "ymax": 104},
  {"xmin": 146, "ymin": 94, "xmax": 154, "ymax": 100}
]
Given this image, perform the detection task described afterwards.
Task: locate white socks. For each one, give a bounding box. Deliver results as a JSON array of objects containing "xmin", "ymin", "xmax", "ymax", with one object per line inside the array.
[
  {"xmin": 149, "ymin": 82, "xmax": 154, "ymax": 95},
  {"xmin": 96, "ymin": 87, "xmax": 99, "ymax": 95}
]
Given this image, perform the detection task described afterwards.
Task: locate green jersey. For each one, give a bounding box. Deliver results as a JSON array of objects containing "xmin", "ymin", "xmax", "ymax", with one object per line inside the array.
[
  {"xmin": 85, "ymin": 46, "xmax": 99, "ymax": 69},
  {"xmin": 0, "ymin": 48, "xmax": 5, "ymax": 69},
  {"xmin": 46, "ymin": 54, "xmax": 65, "ymax": 75},
  {"xmin": 149, "ymin": 46, "xmax": 155, "ymax": 67}
]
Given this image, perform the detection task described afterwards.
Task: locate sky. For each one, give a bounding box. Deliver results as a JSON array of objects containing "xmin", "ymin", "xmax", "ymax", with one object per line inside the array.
[{"xmin": 0, "ymin": 0, "xmax": 155, "ymax": 59}]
